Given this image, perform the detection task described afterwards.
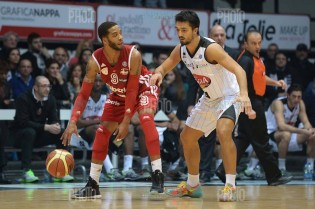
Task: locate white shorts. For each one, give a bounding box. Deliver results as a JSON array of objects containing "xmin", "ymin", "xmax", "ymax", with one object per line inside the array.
[
  {"xmin": 270, "ymin": 133, "xmax": 303, "ymax": 152},
  {"xmin": 186, "ymin": 94, "xmax": 241, "ymax": 137}
]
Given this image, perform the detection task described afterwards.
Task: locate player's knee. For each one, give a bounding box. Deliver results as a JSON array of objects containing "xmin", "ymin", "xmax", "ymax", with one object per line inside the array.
[
  {"xmin": 216, "ymin": 126, "xmax": 232, "ymax": 142},
  {"xmin": 279, "ymin": 131, "xmax": 291, "ymax": 143}
]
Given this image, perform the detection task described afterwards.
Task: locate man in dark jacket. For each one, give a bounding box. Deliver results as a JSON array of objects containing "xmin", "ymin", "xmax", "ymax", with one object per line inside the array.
[{"xmin": 10, "ymin": 76, "xmax": 69, "ymax": 183}]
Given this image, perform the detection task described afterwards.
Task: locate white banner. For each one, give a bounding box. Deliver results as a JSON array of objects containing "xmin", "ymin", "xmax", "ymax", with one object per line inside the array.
[
  {"xmin": 0, "ymin": 1, "xmax": 95, "ymax": 40},
  {"xmin": 97, "ymin": 6, "xmax": 209, "ymax": 46},
  {"xmin": 210, "ymin": 11, "xmax": 310, "ymax": 50}
]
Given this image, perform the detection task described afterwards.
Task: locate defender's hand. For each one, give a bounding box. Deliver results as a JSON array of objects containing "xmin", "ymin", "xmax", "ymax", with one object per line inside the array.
[
  {"xmin": 236, "ymin": 94, "xmax": 253, "ymax": 116},
  {"xmin": 149, "ymin": 73, "xmax": 163, "ymax": 86}
]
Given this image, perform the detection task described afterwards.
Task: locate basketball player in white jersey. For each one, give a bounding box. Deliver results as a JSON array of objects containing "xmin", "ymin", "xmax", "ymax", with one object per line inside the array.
[
  {"xmin": 149, "ymin": 10, "xmax": 253, "ymax": 201},
  {"xmin": 266, "ymin": 83, "xmax": 315, "ymax": 174}
]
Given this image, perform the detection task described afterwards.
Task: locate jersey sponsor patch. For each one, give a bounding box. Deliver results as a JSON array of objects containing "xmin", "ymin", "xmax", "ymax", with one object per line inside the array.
[{"xmin": 193, "ymin": 74, "xmax": 211, "ymax": 87}]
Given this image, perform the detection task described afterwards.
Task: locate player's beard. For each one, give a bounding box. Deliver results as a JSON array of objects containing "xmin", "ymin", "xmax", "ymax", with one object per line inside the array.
[
  {"xmin": 108, "ymin": 39, "xmax": 123, "ymax": 51},
  {"xmin": 179, "ymin": 36, "xmax": 192, "ymax": 45}
]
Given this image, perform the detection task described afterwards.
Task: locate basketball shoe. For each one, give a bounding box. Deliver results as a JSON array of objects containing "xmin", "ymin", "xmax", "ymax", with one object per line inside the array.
[
  {"xmin": 23, "ymin": 169, "xmax": 39, "ymax": 183},
  {"xmin": 166, "ymin": 181, "xmax": 203, "ymax": 198},
  {"xmin": 150, "ymin": 170, "xmax": 164, "ymax": 194},
  {"xmin": 71, "ymin": 176, "xmax": 101, "ymax": 199},
  {"xmin": 218, "ymin": 183, "xmax": 237, "ymax": 202}
]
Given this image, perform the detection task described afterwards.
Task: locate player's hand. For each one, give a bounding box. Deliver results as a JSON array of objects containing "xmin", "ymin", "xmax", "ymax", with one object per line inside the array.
[
  {"xmin": 60, "ymin": 120, "xmax": 79, "ymax": 146},
  {"xmin": 247, "ymin": 109, "xmax": 256, "ymax": 120},
  {"xmin": 277, "ymin": 80, "xmax": 287, "ymax": 90},
  {"xmin": 149, "ymin": 73, "xmax": 163, "ymax": 86},
  {"xmin": 113, "ymin": 121, "xmax": 129, "ymax": 142},
  {"xmin": 236, "ymin": 94, "xmax": 253, "ymax": 116}
]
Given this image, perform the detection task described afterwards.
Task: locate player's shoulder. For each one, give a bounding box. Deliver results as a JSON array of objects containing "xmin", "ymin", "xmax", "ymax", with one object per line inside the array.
[{"xmin": 200, "ymin": 36, "xmax": 216, "ymax": 48}]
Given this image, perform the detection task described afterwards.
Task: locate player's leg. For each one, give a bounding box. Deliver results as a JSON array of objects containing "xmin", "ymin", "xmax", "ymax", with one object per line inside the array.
[
  {"xmin": 297, "ymin": 132, "xmax": 315, "ymax": 172},
  {"xmin": 274, "ymin": 131, "xmax": 291, "ymax": 172}
]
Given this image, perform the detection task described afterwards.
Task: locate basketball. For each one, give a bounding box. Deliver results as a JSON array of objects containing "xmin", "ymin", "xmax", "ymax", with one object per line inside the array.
[{"xmin": 46, "ymin": 149, "xmax": 74, "ymax": 178}]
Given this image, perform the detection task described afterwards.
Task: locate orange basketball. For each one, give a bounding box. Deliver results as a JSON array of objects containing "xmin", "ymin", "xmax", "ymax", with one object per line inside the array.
[{"xmin": 46, "ymin": 149, "xmax": 74, "ymax": 178}]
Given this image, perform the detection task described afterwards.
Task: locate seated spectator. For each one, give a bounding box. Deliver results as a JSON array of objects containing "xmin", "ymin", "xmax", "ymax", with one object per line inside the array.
[
  {"xmin": 4, "ymin": 47, "xmax": 20, "ymax": 81},
  {"xmin": 10, "ymin": 76, "xmax": 72, "ymax": 183},
  {"xmin": 289, "ymin": 43, "xmax": 315, "ymax": 90},
  {"xmin": 266, "ymin": 84, "xmax": 315, "ymax": 175},
  {"xmin": 78, "ymin": 48, "xmax": 93, "ymax": 77},
  {"xmin": 0, "ymin": 60, "xmax": 13, "ymax": 184},
  {"xmin": 264, "ymin": 52, "xmax": 293, "ymax": 109},
  {"xmin": 44, "ymin": 59, "xmax": 71, "ymax": 109},
  {"xmin": 67, "ymin": 63, "xmax": 83, "ymax": 104},
  {"xmin": 68, "ymin": 39, "xmax": 93, "ymax": 67},
  {"xmin": 0, "ymin": 31, "xmax": 19, "ymax": 60},
  {"xmin": 10, "ymin": 58, "xmax": 34, "ymax": 99},
  {"xmin": 303, "ymin": 80, "xmax": 315, "ymax": 127},
  {"xmin": 21, "ymin": 32, "xmax": 51, "ymax": 78},
  {"xmin": 53, "ymin": 47, "xmax": 70, "ymax": 81}
]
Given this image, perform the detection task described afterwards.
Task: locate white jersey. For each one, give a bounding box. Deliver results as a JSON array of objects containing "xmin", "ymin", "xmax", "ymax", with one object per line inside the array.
[
  {"xmin": 81, "ymin": 95, "xmax": 107, "ymax": 120},
  {"xmin": 266, "ymin": 97, "xmax": 300, "ymax": 133},
  {"xmin": 180, "ymin": 36, "xmax": 239, "ymax": 100}
]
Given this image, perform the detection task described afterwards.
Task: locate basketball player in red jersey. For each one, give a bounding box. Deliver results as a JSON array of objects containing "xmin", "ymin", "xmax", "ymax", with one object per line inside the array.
[{"xmin": 61, "ymin": 22, "xmax": 164, "ymax": 199}]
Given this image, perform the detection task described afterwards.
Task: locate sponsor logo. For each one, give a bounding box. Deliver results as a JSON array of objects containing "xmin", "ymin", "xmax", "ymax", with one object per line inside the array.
[
  {"xmin": 140, "ymin": 95, "xmax": 149, "ymax": 106},
  {"xmin": 122, "ymin": 61, "xmax": 127, "ymax": 67},
  {"xmin": 119, "ymin": 79, "xmax": 127, "ymax": 82},
  {"xmin": 100, "ymin": 63, "xmax": 108, "ymax": 75},
  {"xmin": 108, "ymin": 85, "xmax": 126, "ymax": 94},
  {"xmin": 193, "ymin": 74, "xmax": 211, "ymax": 87},
  {"xmin": 120, "ymin": 68, "xmax": 129, "ymax": 75},
  {"xmin": 105, "ymin": 99, "xmax": 120, "ymax": 106}
]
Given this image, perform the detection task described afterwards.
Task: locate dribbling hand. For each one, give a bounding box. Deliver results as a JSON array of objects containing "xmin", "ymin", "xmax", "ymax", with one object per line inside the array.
[{"xmin": 60, "ymin": 121, "xmax": 79, "ymax": 146}]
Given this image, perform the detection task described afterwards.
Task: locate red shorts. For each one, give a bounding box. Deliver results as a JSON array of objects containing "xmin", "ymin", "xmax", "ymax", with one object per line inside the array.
[{"xmin": 101, "ymin": 87, "xmax": 159, "ymax": 123}]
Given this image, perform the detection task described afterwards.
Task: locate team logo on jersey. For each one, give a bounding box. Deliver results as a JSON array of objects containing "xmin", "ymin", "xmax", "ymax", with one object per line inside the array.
[
  {"xmin": 193, "ymin": 74, "xmax": 211, "ymax": 88},
  {"xmin": 199, "ymin": 54, "xmax": 203, "ymax": 59},
  {"xmin": 120, "ymin": 68, "xmax": 129, "ymax": 75},
  {"xmin": 140, "ymin": 95, "xmax": 149, "ymax": 106},
  {"xmin": 100, "ymin": 63, "xmax": 108, "ymax": 75},
  {"xmin": 110, "ymin": 73, "xmax": 119, "ymax": 84},
  {"xmin": 122, "ymin": 61, "xmax": 127, "ymax": 67}
]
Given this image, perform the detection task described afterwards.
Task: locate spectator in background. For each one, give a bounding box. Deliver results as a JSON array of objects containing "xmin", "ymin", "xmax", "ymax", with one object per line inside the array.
[
  {"xmin": 78, "ymin": 48, "xmax": 93, "ymax": 77},
  {"xmin": 130, "ymin": 42, "xmax": 147, "ymax": 67},
  {"xmin": 44, "ymin": 59, "xmax": 71, "ymax": 109},
  {"xmin": 304, "ymin": 80, "xmax": 315, "ymax": 127},
  {"xmin": 10, "ymin": 76, "xmax": 72, "ymax": 183},
  {"xmin": 67, "ymin": 63, "xmax": 83, "ymax": 104},
  {"xmin": 0, "ymin": 60, "xmax": 13, "ymax": 184},
  {"xmin": 0, "ymin": 31, "xmax": 19, "ymax": 60},
  {"xmin": 21, "ymin": 32, "xmax": 51, "ymax": 78},
  {"xmin": 10, "ymin": 58, "xmax": 34, "ymax": 99},
  {"xmin": 134, "ymin": 0, "xmax": 167, "ymax": 8},
  {"xmin": 263, "ymin": 43, "xmax": 279, "ymax": 75},
  {"xmin": 68, "ymin": 39, "xmax": 93, "ymax": 67},
  {"xmin": 264, "ymin": 52, "xmax": 293, "ymax": 109},
  {"xmin": 162, "ymin": 69, "xmax": 186, "ymax": 111},
  {"xmin": 289, "ymin": 43, "xmax": 315, "ymax": 90},
  {"xmin": 4, "ymin": 47, "xmax": 20, "ymax": 81},
  {"xmin": 53, "ymin": 47, "xmax": 70, "ymax": 81}
]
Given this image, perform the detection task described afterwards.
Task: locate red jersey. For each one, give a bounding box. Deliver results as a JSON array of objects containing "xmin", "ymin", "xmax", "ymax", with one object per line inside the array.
[{"xmin": 92, "ymin": 45, "xmax": 153, "ymax": 98}]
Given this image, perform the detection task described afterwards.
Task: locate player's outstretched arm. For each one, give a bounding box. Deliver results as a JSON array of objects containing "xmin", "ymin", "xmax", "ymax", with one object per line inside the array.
[
  {"xmin": 61, "ymin": 57, "xmax": 99, "ymax": 146},
  {"xmin": 206, "ymin": 43, "xmax": 252, "ymax": 115},
  {"xmin": 149, "ymin": 44, "xmax": 181, "ymax": 86}
]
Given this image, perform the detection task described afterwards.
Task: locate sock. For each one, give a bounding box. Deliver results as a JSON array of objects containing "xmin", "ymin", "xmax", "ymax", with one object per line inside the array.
[
  {"xmin": 225, "ymin": 174, "xmax": 236, "ymax": 188},
  {"xmin": 278, "ymin": 158, "xmax": 286, "ymax": 170},
  {"xmin": 247, "ymin": 157, "xmax": 259, "ymax": 171},
  {"xmin": 123, "ymin": 155, "xmax": 133, "ymax": 172},
  {"xmin": 187, "ymin": 173, "xmax": 200, "ymax": 188},
  {"xmin": 216, "ymin": 159, "xmax": 223, "ymax": 169},
  {"xmin": 90, "ymin": 163, "xmax": 103, "ymax": 184},
  {"xmin": 141, "ymin": 156, "xmax": 149, "ymax": 169},
  {"xmin": 307, "ymin": 158, "xmax": 314, "ymax": 169},
  {"xmin": 151, "ymin": 158, "xmax": 162, "ymax": 172},
  {"xmin": 103, "ymin": 155, "xmax": 113, "ymax": 173}
]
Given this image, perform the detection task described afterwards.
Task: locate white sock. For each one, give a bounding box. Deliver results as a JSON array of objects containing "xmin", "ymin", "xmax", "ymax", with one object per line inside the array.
[
  {"xmin": 278, "ymin": 158, "xmax": 286, "ymax": 170},
  {"xmin": 90, "ymin": 163, "xmax": 103, "ymax": 184},
  {"xmin": 123, "ymin": 155, "xmax": 133, "ymax": 172},
  {"xmin": 225, "ymin": 174, "xmax": 236, "ymax": 188},
  {"xmin": 247, "ymin": 157, "xmax": 259, "ymax": 171},
  {"xmin": 141, "ymin": 156, "xmax": 149, "ymax": 169},
  {"xmin": 151, "ymin": 158, "xmax": 162, "ymax": 172},
  {"xmin": 216, "ymin": 159, "xmax": 223, "ymax": 169},
  {"xmin": 187, "ymin": 173, "xmax": 200, "ymax": 188},
  {"xmin": 103, "ymin": 155, "xmax": 113, "ymax": 173},
  {"xmin": 307, "ymin": 158, "xmax": 314, "ymax": 169}
]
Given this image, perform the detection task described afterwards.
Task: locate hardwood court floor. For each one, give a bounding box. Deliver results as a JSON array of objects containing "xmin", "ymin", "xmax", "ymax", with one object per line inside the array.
[{"xmin": 0, "ymin": 181, "xmax": 314, "ymax": 209}]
